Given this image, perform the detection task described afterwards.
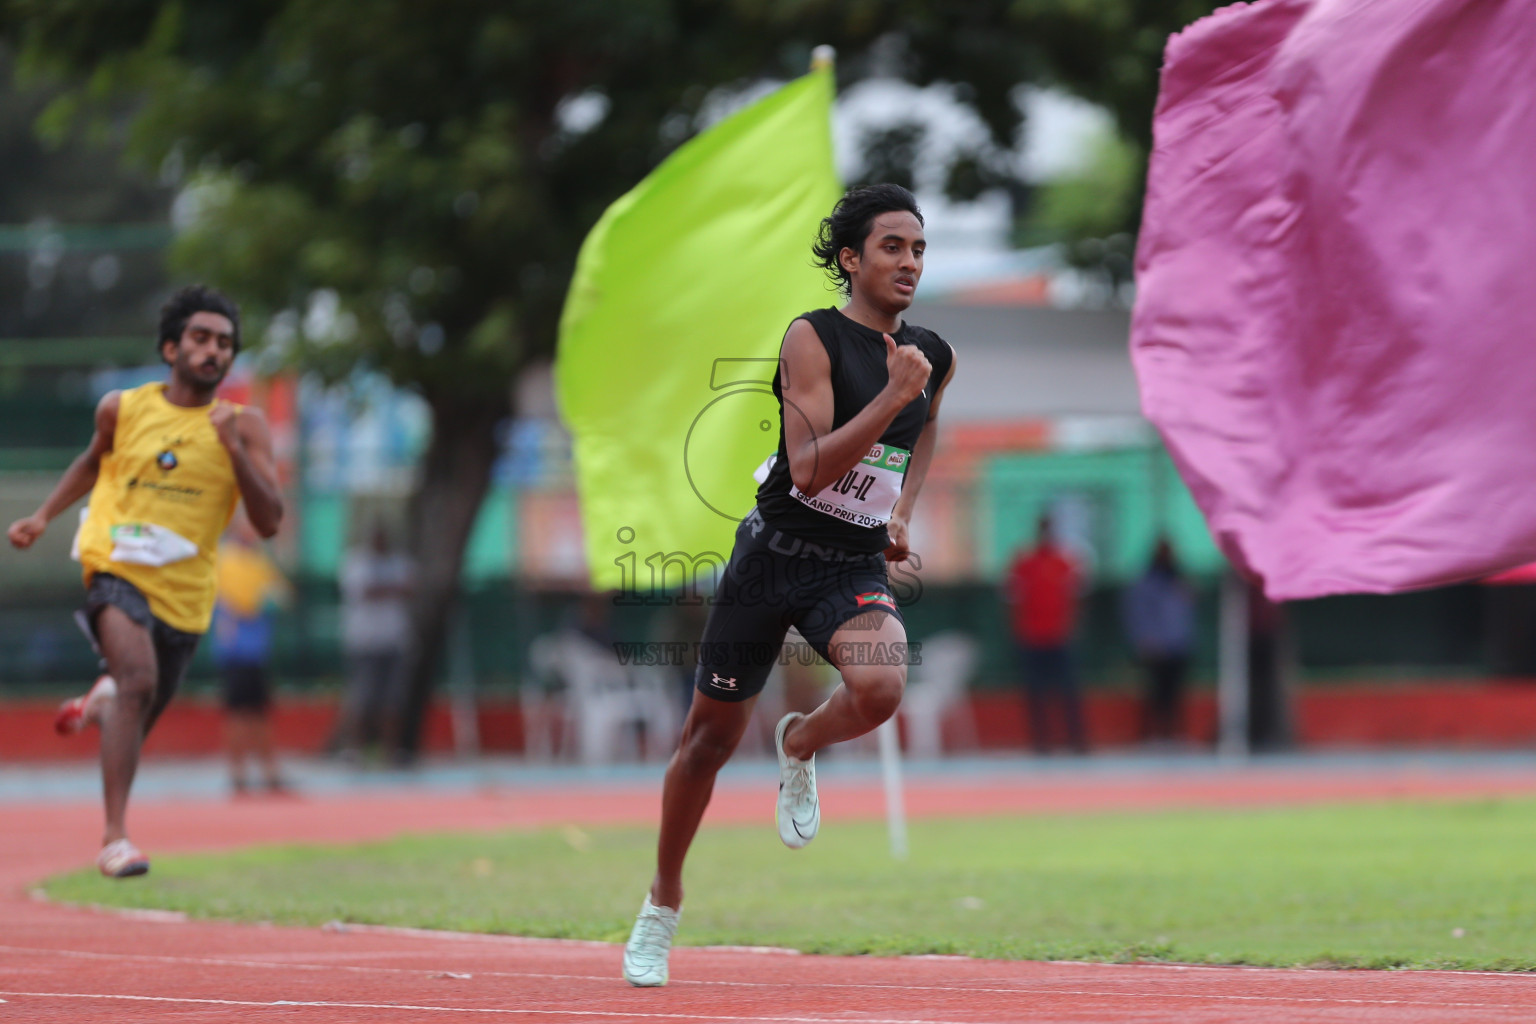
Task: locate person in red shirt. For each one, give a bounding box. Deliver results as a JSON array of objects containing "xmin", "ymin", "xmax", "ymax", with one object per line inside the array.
[{"xmin": 1004, "ymin": 515, "xmax": 1087, "ymax": 753}]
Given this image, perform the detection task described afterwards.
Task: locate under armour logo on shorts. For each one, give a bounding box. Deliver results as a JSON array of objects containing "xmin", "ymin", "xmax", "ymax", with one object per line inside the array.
[{"xmin": 710, "ymin": 673, "xmax": 738, "ymax": 690}]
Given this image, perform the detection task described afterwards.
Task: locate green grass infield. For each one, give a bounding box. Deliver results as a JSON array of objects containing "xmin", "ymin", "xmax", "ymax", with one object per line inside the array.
[{"xmin": 44, "ymin": 797, "xmax": 1536, "ymax": 971}]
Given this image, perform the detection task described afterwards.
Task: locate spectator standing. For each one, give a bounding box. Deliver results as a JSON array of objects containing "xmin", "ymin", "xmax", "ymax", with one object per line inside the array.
[
  {"xmin": 1005, "ymin": 515, "xmax": 1087, "ymax": 753},
  {"xmin": 332, "ymin": 524, "xmax": 414, "ymax": 762},
  {"xmin": 1123, "ymin": 538, "xmax": 1196, "ymax": 744},
  {"xmin": 212, "ymin": 514, "xmax": 292, "ymax": 794}
]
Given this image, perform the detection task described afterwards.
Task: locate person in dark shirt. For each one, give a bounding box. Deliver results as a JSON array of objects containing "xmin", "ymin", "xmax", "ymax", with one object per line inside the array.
[
  {"xmin": 623, "ymin": 184, "xmax": 957, "ymax": 987},
  {"xmin": 1123, "ymin": 537, "xmax": 1195, "ymax": 743}
]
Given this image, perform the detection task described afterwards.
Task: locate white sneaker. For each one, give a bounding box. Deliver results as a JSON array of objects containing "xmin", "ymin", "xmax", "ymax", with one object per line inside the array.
[
  {"xmin": 622, "ymin": 895, "xmax": 680, "ymax": 987},
  {"xmin": 775, "ymin": 712, "xmax": 819, "ymax": 849},
  {"xmin": 97, "ymin": 838, "xmax": 150, "ymax": 878}
]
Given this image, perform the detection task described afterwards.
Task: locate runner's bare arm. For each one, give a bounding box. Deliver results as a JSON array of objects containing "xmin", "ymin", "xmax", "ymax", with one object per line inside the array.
[
  {"xmin": 212, "ymin": 403, "xmax": 284, "ymax": 538},
  {"xmin": 6, "ymin": 390, "xmax": 120, "ymax": 550},
  {"xmin": 780, "ymin": 319, "xmax": 930, "ymax": 496},
  {"xmin": 885, "ymin": 343, "xmax": 956, "ymax": 561}
]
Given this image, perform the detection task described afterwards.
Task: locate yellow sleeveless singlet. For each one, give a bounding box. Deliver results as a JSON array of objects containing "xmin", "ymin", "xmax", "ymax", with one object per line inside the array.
[{"xmin": 76, "ymin": 382, "xmax": 242, "ymax": 634}]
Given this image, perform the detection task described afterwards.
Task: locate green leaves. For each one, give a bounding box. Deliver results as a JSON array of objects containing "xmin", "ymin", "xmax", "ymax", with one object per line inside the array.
[
  {"xmin": 1018, "ymin": 128, "xmax": 1141, "ymax": 249},
  {"xmin": 6, "ymin": 0, "xmax": 1225, "ymax": 385}
]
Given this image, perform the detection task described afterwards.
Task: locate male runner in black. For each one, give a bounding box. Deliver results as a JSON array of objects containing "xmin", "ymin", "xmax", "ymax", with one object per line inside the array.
[{"xmin": 624, "ymin": 183, "xmax": 956, "ymax": 986}]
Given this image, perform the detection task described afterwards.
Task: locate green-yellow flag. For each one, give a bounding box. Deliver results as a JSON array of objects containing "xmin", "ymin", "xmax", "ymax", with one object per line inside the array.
[{"xmin": 556, "ymin": 67, "xmax": 841, "ymax": 591}]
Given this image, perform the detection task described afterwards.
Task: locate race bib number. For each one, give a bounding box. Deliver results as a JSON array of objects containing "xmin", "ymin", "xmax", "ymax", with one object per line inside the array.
[
  {"xmin": 109, "ymin": 521, "xmax": 199, "ymax": 567},
  {"xmin": 789, "ymin": 443, "xmax": 910, "ymax": 528}
]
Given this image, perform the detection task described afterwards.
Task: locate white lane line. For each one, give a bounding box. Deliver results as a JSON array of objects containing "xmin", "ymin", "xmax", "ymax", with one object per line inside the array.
[
  {"xmin": 5, "ymin": 945, "xmax": 1536, "ymax": 1005},
  {"xmin": 2, "ymin": 986, "xmax": 1535, "ymax": 1016},
  {"xmin": 0, "ymin": 944, "xmax": 1030, "ymax": 994},
  {"xmin": 4, "ymin": 955, "xmax": 1536, "ymax": 1015},
  {"xmin": 0, "ymin": 992, "xmax": 972, "ymax": 1023}
]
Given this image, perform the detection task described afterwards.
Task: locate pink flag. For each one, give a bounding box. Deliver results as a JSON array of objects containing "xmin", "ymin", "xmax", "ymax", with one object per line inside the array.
[{"xmin": 1132, "ymin": 0, "xmax": 1536, "ymax": 601}]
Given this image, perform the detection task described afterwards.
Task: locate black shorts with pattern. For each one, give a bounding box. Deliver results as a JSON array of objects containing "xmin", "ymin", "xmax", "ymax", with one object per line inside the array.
[
  {"xmin": 693, "ymin": 509, "xmax": 904, "ymax": 703},
  {"xmin": 82, "ymin": 573, "xmax": 202, "ymax": 722}
]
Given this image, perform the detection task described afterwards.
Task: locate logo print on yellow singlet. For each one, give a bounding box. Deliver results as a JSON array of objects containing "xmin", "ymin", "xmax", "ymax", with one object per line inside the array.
[{"xmin": 156, "ymin": 434, "xmax": 187, "ymax": 473}]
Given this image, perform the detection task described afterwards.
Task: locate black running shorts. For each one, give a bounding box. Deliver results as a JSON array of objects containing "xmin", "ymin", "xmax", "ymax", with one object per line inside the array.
[
  {"xmin": 693, "ymin": 509, "xmax": 904, "ymax": 703},
  {"xmin": 220, "ymin": 661, "xmax": 273, "ymax": 713},
  {"xmin": 82, "ymin": 573, "xmax": 202, "ymax": 723}
]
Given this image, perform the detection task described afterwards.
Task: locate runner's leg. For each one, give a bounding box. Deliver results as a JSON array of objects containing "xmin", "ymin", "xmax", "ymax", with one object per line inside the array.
[
  {"xmin": 780, "ymin": 610, "xmax": 906, "ymax": 759},
  {"xmin": 94, "ymin": 606, "xmax": 158, "ymax": 846},
  {"xmin": 649, "ymin": 692, "xmax": 758, "ymax": 910},
  {"xmin": 648, "ymin": 524, "xmax": 786, "ymax": 910},
  {"xmin": 143, "ymin": 624, "xmax": 194, "ymax": 734}
]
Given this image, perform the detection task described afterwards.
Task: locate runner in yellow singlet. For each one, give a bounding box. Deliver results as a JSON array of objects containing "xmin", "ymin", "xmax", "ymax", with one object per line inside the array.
[{"xmin": 7, "ymin": 285, "xmax": 283, "ymax": 878}]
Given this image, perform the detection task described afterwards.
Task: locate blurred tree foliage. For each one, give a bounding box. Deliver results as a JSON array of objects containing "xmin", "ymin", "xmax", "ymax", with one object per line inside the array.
[
  {"xmin": 1019, "ymin": 131, "xmax": 1141, "ymax": 247},
  {"xmin": 0, "ymin": 49, "xmax": 167, "ymax": 226},
  {"xmin": 1017, "ymin": 128, "xmax": 1141, "ymax": 303},
  {"xmin": 855, "ymin": 122, "xmax": 927, "ymax": 192},
  {"xmin": 1, "ymin": 0, "xmax": 1215, "ymax": 752},
  {"xmin": 0, "ymin": 46, "xmax": 173, "ymax": 341}
]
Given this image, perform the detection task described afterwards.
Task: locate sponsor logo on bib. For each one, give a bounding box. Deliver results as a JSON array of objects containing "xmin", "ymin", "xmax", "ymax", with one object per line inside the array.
[{"xmin": 788, "ymin": 443, "xmax": 912, "ymax": 527}]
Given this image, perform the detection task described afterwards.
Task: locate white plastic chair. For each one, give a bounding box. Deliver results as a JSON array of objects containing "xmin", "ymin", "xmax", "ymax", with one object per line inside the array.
[
  {"xmin": 623, "ymin": 663, "xmax": 683, "ymax": 762},
  {"xmin": 524, "ymin": 631, "xmax": 680, "ymax": 765},
  {"xmin": 898, "ymin": 631, "xmax": 980, "ymax": 758}
]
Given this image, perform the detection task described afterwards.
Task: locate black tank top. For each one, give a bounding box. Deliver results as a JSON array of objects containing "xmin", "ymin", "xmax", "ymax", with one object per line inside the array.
[{"xmin": 755, "ymin": 307, "xmax": 954, "ymax": 553}]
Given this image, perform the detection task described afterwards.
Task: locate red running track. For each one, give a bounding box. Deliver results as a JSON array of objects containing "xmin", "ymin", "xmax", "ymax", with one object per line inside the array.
[{"xmin": 7, "ymin": 763, "xmax": 1536, "ymax": 1022}]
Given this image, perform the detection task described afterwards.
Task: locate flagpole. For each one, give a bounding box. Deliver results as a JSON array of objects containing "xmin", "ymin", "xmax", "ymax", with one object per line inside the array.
[{"xmin": 877, "ymin": 716, "xmax": 909, "ymax": 860}]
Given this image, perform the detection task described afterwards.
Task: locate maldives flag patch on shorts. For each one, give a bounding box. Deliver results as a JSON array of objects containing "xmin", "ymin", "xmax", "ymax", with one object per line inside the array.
[{"xmin": 855, "ymin": 592, "xmax": 896, "ymax": 609}]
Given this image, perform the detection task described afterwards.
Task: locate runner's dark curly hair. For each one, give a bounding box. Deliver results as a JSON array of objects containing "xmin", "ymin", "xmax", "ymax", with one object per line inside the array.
[
  {"xmin": 158, "ymin": 284, "xmax": 241, "ymax": 359},
  {"xmin": 811, "ymin": 183, "xmax": 924, "ymax": 295}
]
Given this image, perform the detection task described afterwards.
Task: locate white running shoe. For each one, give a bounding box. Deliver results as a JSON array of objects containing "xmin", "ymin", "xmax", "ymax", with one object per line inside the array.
[
  {"xmin": 97, "ymin": 838, "xmax": 150, "ymax": 878},
  {"xmin": 775, "ymin": 712, "xmax": 819, "ymax": 849},
  {"xmin": 622, "ymin": 895, "xmax": 680, "ymax": 987}
]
